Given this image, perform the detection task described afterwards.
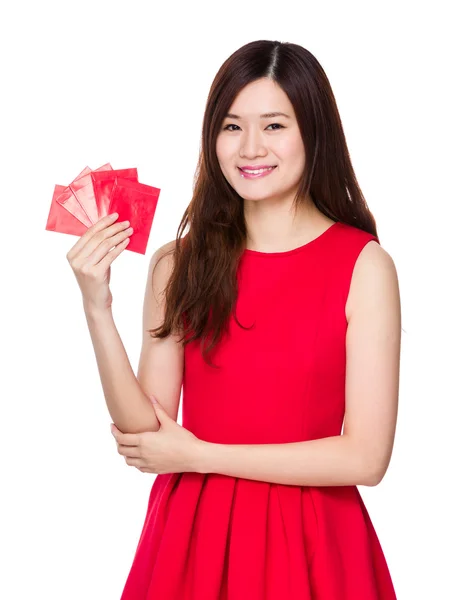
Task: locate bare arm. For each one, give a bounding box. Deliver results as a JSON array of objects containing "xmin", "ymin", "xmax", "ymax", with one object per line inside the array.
[
  {"xmin": 196, "ymin": 435, "xmax": 371, "ymax": 486},
  {"xmin": 85, "ymin": 240, "xmax": 184, "ymax": 434},
  {"xmin": 84, "ymin": 307, "xmax": 158, "ymax": 433}
]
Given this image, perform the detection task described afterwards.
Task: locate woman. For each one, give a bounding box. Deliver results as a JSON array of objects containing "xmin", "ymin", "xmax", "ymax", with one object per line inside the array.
[{"xmin": 68, "ymin": 40, "xmax": 400, "ymax": 599}]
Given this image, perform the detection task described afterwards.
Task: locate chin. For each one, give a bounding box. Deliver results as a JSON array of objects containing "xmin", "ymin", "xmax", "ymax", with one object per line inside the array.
[{"xmin": 239, "ymin": 191, "xmax": 277, "ymax": 202}]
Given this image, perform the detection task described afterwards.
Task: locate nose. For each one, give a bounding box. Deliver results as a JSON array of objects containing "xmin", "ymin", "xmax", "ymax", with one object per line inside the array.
[{"xmin": 239, "ymin": 127, "xmax": 268, "ymax": 159}]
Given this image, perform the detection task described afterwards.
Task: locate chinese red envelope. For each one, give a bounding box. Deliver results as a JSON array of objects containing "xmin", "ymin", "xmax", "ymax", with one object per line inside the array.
[
  {"xmin": 91, "ymin": 168, "xmax": 138, "ymax": 220},
  {"xmin": 45, "ymin": 184, "xmax": 88, "ymax": 236},
  {"xmin": 56, "ymin": 163, "xmax": 112, "ymax": 226},
  {"xmin": 69, "ymin": 163, "xmax": 113, "ymax": 224},
  {"xmin": 108, "ymin": 178, "xmax": 161, "ymax": 255},
  {"xmin": 46, "ymin": 164, "xmax": 161, "ymax": 255}
]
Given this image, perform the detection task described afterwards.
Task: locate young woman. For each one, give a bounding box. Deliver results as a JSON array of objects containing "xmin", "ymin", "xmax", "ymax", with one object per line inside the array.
[{"xmin": 68, "ymin": 40, "xmax": 401, "ymax": 599}]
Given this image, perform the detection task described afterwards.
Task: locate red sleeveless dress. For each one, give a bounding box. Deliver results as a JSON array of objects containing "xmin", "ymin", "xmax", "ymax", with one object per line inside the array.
[{"xmin": 120, "ymin": 220, "xmax": 397, "ymax": 599}]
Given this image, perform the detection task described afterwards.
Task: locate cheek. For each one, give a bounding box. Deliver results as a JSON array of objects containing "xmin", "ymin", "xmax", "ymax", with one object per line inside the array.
[
  {"xmin": 216, "ymin": 141, "xmax": 234, "ymax": 183},
  {"xmin": 276, "ymin": 134, "xmax": 305, "ymax": 162},
  {"xmin": 216, "ymin": 136, "xmax": 235, "ymax": 163}
]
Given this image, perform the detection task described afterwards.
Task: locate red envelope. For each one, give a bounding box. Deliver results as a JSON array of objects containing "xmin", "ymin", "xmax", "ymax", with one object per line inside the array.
[
  {"xmin": 108, "ymin": 178, "xmax": 160, "ymax": 255},
  {"xmin": 70, "ymin": 162, "xmax": 113, "ymax": 224},
  {"xmin": 45, "ymin": 184, "xmax": 88, "ymax": 236},
  {"xmin": 47, "ymin": 164, "xmax": 160, "ymax": 256},
  {"xmin": 91, "ymin": 168, "xmax": 138, "ymax": 220},
  {"xmin": 55, "ymin": 163, "xmax": 111, "ymax": 226}
]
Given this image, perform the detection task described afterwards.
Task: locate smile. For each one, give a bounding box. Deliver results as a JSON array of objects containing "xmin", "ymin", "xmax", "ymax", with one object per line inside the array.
[{"xmin": 238, "ymin": 166, "xmax": 277, "ymax": 179}]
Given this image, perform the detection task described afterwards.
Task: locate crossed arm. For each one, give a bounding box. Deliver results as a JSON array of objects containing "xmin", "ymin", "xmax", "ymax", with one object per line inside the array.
[{"xmin": 113, "ymin": 242, "xmax": 400, "ymax": 488}]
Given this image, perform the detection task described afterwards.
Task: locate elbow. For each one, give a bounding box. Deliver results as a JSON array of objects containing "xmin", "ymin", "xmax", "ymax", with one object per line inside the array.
[
  {"xmin": 117, "ymin": 414, "xmax": 160, "ymax": 434},
  {"xmin": 113, "ymin": 405, "xmax": 160, "ymax": 434},
  {"xmin": 121, "ymin": 421, "xmax": 160, "ymax": 435},
  {"xmin": 359, "ymin": 450, "xmax": 388, "ymax": 487},
  {"xmin": 365, "ymin": 469, "xmax": 383, "ymax": 487},
  {"xmin": 364, "ymin": 459, "xmax": 389, "ymax": 487}
]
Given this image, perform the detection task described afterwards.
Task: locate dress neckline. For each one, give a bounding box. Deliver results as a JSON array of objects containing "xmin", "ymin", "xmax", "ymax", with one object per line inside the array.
[{"xmin": 243, "ymin": 221, "xmax": 341, "ymax": 258}]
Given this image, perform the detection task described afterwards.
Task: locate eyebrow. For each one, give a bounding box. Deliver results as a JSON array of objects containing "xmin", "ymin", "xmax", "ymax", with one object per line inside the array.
[{"xmin": 224, "ymin": 111, "xmax": 291, "ymax": 119}]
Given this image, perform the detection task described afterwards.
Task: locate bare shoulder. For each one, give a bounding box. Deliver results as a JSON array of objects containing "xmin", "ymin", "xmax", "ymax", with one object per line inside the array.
[
  {"xmin": 146, "ymin": 239, "xmax": 180, "ymax": 289},
  {"xmin": 150, "ymin": 238, "xmax": 178, "ymax": 268},
  {"xmin": 143, "ymin": 238, "xmax": 182, "ymax": 333},
  {"xmin": 345, "ymin": 240, "xmax": 400, "ymax": 323}
]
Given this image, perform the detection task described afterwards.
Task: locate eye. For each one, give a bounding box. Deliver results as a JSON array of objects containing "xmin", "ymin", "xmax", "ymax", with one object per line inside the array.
[{"xmin": 222, "ymin": 123, "xmax": 285, "ymax": 131}]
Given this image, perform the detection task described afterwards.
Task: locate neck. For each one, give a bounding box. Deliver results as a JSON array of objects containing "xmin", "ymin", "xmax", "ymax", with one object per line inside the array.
[{"xmin": 244, "ymin": 196, "xmax": 333, "ymax": 252}]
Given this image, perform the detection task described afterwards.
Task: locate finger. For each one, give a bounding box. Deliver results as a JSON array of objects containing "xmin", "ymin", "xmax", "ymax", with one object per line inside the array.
[
  {"xmin": 117, "ymin": 445, "xmax": 141, "ymax": 458},
  {"xmin": 125, "ymin": 456, "xmax": 144, "ymax": 467},
  {"xmin": 66, "ymin": 213, "xmax": 120, "ymax": 260},
  {"xmin": 74, "ymin": 221, "xmax": 132, "ymax": 266},
  {"xmin": 114, "ymin": 430, "xmax": 141, "ymax": 447},
  {"xmin": 92, "ymin": 234, "xmax": 131, "ymax": 271}
]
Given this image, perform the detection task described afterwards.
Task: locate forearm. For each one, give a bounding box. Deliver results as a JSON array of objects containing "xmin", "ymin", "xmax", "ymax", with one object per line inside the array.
[
  {"xmin": 84, "ymin": 305, "xmax": 158, "ymax": 433},
  {"xmin": 196, "ymin": 434, "xmax": 377, "ymax": 487}
]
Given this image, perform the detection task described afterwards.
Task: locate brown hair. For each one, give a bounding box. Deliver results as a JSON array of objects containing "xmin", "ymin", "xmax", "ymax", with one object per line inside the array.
[{"xmin": 148, "ymin": 39, "xmax": 378, "ymax": 368}]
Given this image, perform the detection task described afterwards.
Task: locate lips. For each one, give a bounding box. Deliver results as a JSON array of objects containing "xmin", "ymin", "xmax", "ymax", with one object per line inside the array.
[
  {"xmin": 238, "ymin": 166, "xmax": 277, "ymax": 173},
  {"xmin": 239, "ymin": 165, "xmax": 276, "ymax": 170},
  {"xmin": 238, "ymin": 165, "xmax": 277, "ymax": 180}
]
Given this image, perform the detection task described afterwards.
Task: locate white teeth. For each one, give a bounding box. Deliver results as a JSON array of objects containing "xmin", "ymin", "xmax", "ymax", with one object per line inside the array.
[{"xmin": 241, "ymin": 167, "xmax": 274, "ymax": 174}]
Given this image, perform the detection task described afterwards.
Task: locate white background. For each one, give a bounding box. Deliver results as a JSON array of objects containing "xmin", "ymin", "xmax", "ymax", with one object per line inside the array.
[{"xmin": 1, "ymin": 1, "xmax": 471, "ymax": 598}]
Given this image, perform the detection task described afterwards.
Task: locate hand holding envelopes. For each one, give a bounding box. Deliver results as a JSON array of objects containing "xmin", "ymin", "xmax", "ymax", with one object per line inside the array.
[{"xmin": 46, "ymin": 164, "xmax": 160, "ymax": 255}]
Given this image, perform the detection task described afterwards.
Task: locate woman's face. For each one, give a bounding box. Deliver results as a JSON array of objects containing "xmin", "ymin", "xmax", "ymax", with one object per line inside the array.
[{"xmin": 216, "ymin": 77, "xmax": 306, "ymax": 204}]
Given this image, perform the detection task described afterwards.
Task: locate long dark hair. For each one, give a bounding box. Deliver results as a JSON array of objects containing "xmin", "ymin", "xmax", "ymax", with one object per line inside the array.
[{"xmin": 148, "ymin": 39, "xmax": 378, "ymax": 367}]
